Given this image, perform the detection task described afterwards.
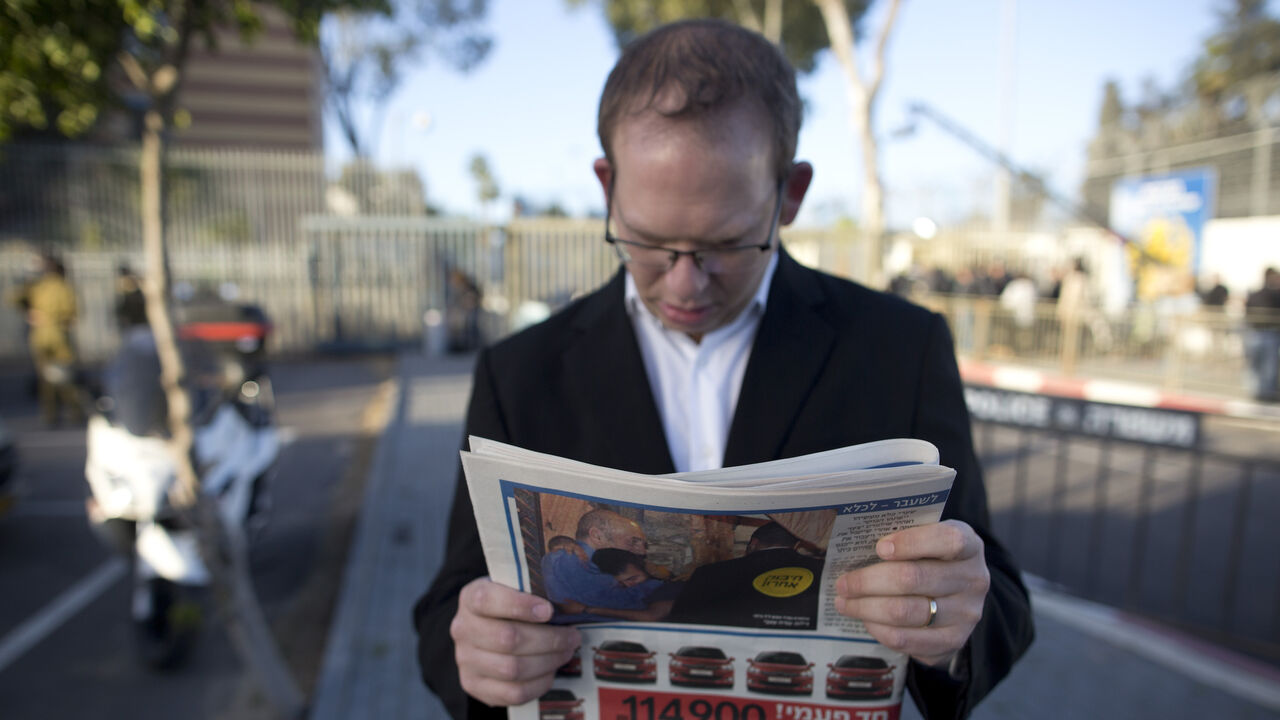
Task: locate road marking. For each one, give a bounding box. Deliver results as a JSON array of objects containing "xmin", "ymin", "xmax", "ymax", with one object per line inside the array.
[{"xmin": 0, "ymin": 557, "xmax": 127, "ymax": 674}]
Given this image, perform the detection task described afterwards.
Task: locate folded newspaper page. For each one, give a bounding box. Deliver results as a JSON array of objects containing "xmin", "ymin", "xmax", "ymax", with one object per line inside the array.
[{"xmin": 462, "ymin": 437, "xmax": 956, "ymax": 720}]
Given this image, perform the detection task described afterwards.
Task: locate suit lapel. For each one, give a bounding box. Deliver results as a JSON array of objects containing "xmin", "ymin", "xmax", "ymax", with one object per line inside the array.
[
  {"xmin": 723, "ymin": 249, "xmax": 836, "ymax": 467},
  {"xmin": 561, "ymin": 269, "xmax": 676, "ymax": 474}
]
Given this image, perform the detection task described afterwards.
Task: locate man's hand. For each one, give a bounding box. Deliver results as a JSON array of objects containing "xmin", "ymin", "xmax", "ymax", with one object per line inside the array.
[
  {"xmin": 834, "ymin": 520, "xmax": 989, "ymax": 667},
  {"xmin": 452, "ymin": 578, "xmax": 582, "ymax": 707}
]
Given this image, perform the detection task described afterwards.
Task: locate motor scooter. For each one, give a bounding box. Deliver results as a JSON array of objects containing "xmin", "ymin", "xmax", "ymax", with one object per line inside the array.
[{"xmin": 84, "ymin": 297, "xmax": 276, "ymax": 668}]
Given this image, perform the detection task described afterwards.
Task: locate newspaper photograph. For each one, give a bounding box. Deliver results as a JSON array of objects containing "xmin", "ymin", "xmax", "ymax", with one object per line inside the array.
[{"xmin": 461, "ymin": 438, "xmax": 957, "ymax": 720}]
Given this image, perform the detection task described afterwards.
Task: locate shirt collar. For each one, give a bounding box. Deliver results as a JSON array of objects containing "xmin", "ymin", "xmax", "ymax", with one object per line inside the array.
[{"xmin": 623, "ymin": 250, "xmax": 779, "ymax": 336}]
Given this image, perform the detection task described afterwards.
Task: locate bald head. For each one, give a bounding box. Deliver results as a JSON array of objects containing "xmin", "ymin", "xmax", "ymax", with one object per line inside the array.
[{"xmin": 575, "ymin": 509, "xmax": 648, "ymax": 555}]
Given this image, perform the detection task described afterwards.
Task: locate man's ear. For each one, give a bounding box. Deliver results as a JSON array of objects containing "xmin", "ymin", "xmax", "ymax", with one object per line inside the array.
[
  {"xmin": 593, "ymin": 157, "xmax": 613, "ymax": 206},
  {"xmin": 586, "ymin": 525, "xmax": 605, "ymax": 547},
  {"xmin": 779, "ymin": 161, "xmax": 813, "ymax": 226}
]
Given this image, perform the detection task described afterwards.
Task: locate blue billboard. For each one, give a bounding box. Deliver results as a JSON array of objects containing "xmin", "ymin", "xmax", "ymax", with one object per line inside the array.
[{"xmin": 1110, "ymin": 168, "xmax": 1217, "ymax": 301}]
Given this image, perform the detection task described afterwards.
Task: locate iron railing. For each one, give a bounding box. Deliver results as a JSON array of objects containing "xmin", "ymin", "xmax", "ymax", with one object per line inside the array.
[
  {"xmin": 921, "ymin": 293, "xmax": 1278, "ymax": 400},
  {"xmin": 975, "ymin": 416, "xmax": 1280, "ymax": 662}
]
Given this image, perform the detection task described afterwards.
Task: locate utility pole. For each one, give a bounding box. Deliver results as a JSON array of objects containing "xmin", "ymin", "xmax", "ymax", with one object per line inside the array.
[{"xmin": 993, "ymin": 0, "xmax": 1017, "ymax": 234}]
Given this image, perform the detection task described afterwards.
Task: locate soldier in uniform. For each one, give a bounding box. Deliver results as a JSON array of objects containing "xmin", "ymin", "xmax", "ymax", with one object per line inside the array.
[{"xmin": 24, "ymin": 254, "xmax": 81, "ymax": 426}]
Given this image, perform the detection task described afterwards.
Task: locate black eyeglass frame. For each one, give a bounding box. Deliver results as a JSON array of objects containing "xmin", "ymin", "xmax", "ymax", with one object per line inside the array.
[{"xmin": 604, "ymin": 179, "xmax": 786, "ymax": 274}]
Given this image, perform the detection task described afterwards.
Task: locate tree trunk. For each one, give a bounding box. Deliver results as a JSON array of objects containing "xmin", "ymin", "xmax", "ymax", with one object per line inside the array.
[
  {"xmin": 139, "ymin": 110, "xmax": 198, "ymax": 505},
  {"xmin": 139, "ymin": 109, "xmax": 305, "ymax": 719},
  {"xmin": 763, "ymin": 0, "xmax": 783, "ymax": 44},
  {"xmin": 857, "ymin": 109, "xmax": 885, "ymax": 285},
  {"xmin": 813, "ymin": 0, "xmax": 902, "ymax": 288}
]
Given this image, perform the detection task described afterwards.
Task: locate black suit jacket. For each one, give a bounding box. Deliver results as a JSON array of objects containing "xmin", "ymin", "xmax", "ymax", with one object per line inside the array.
[
  {"xmin": 413, "ymin": 249, "xmax": 1034, "ymax": 720},
  {"xmin": 666, "ymin": 547, "xmax": 826, "ymax": 630}
]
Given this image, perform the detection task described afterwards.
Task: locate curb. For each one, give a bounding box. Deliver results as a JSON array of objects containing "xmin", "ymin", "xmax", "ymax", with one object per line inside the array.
[
  {"xmin": 959, "ymin": 360, "xmax": 1280, "ymax": 421},
  {"xmin": 309, "ymin": 361, "xmax": 407, "ymax": 720}
]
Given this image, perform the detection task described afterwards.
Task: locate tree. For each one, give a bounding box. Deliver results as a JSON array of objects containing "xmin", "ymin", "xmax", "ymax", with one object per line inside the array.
[
  {"xmin": 323, "ymin": 1, "xmax": 492, "ymax": 157},
  {"xmin": 1, "ymin": 2, "xmax": 386, "ymax": 716},
  {"xmin": 1086, "ymin": 0, "xmax": 1280, "ymax": 155},
  {"xmin": 1192, "ymin": 0, "xmax": 1280, "ymax": 104},
  {"xmin": 566, "ymin": 0, "xmax": 901, "ymax": 283},
  {"xmin": 0, "ymin": 0, "xmax": 126, "ymax": 140},
  {"xmin": 1098, "ymin": 79, "xmax": 1125, "ymax": 130},
  {"xmin": 469, "ymin": 152, "xmax": 500, "ymax": 220},
  {"xmin": 813, "ymin": 0, "xmax": 901, "ymax": 285},
  {"xmin": 566, "ymin": 0, "xmax": 863, "ymax": 73},
  {"xmin": 338, "ymin": 157, "xmax": 429, "ymax": 214}
]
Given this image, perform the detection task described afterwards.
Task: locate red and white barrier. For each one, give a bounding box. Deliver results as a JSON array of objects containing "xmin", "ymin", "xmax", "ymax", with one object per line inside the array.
[{"xmin": 959, "ymin": 360, "xmax": 1280, "ymax": 420}]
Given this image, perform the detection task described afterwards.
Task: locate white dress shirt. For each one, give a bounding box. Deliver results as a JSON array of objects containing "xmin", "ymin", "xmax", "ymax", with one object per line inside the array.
[{"xmin": 624, "ymin": 253, "xmax": 779, "ymax": 472}]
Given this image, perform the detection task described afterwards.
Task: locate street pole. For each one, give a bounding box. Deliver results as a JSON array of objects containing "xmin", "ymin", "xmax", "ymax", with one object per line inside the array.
[{"xmin": 994, "ymin": 0, "xmax": 1017, "ymax": 234}]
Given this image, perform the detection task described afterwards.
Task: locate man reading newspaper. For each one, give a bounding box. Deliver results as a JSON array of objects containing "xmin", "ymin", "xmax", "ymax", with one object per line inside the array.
[{"xmin": 414, "ymin": 18, "xmax": 1033, "ymax": 720}]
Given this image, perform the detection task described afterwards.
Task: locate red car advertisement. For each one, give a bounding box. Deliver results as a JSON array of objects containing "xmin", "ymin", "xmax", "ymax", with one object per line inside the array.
[
  {"xmin": 593, "ymin": 640, "xmax": 658, "ymax": 683},
  {"xmin": 668, "ymin": 646, "xmax": 735, "ymax": 688},
  {"xmin": 825, "ymin": 655, "xmax": 896, "ymax": 700},
  {"xmin": 557, "ymin": 649, "xmax": 582, "ymax": 678},
  {"xmin": 745, "ymin": 650, "xmax": 814, "ymax": 695},
  {"xmin": 538, "ymin": 689, "xmax": 585, "ymax": 720}
]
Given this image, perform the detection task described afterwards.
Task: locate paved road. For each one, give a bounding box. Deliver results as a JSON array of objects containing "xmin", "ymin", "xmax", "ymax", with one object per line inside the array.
[
  {"xmin": 0, "ymin": 355, "xmax": 391, "ymax": 720},
  {"xmin": 311, "ymin": 352, "xmax": 1280, "ymax": 720},
  {"xmin": 977, "ymin": 415, "xmax": 1280, "ymax": 664}
]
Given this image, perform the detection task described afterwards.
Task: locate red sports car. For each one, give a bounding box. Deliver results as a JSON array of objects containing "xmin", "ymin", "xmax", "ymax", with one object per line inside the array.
[
  {"xmin": 668, "ymin": 646, "xmax": 735, "ymax": 688},
  {"xmin": 746, "ymin": 651, "xmax": 814, "ymax": 695},
  {"xmin": 825, "ymin": 655, "xmax": 896, "ymax": 700},
  {"xmin": 556, "ymin": 649, "xmax": 582, "ymax": 678},
  {"xmin": 593, "ymin": 640, "xmax": 658, "ymax": 683},
  {"xmin": 539, "ymin": 689, "xmax": 585, "ymax": 720}
]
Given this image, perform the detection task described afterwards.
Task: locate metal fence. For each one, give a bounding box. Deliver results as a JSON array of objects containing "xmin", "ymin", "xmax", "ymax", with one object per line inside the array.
[
  {"xmin": 975, "ymin": 415, "xmax": 1280, "ymax": 663},
  {"xmin": 0, "ymin": 224, "xmax": 863, "ymax": 365},
  {"xmin": 917, "ymin": 293, "xmax": 1274, "ymax": 400},
  {"xmin": 0, "ymin": 141, "xmax": 1271, "ymax": 403}
]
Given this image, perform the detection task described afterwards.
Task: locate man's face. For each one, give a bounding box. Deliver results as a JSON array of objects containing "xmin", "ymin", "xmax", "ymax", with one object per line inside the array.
[
  {"xmin": 602, "ymin": 517, "xmax": 648, "ymax": 555},
  {"xmin": 595, "ymin": 103, "xmax": 808, "ymax": 341},
  {"xmin": 615, "ymin": 564, "xmax": 649, "ymax": 588}
]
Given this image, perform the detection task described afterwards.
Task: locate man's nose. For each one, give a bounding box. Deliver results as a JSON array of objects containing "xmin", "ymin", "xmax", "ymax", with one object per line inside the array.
[{"xmin": 664, "ymin": 252, "xmax": 710, "ymax": 297}]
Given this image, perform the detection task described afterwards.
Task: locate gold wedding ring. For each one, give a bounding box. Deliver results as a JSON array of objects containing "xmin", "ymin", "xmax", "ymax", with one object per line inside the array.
[{"xmin": 924, "ymin": 597, "xmax": 938, "ymax": 628}]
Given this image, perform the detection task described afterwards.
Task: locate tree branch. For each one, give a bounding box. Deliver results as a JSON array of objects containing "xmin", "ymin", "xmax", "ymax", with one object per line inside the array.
[
  {"xmin": 813, "ymin": 0, "xmax": 865, "ymax": 99},
  {"xmin": 117, "ymin": 52, "xmax": 149, "ymax": 91},
  {"xmin": 869, "ymin": 0, "xmax": 903, "ymax": 100}
]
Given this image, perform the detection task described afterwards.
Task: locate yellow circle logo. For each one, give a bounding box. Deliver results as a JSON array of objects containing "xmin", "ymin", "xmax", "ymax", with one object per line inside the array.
[{"xmin": 751, "ymin": 567, "xmax": 815, "ymax": 598}]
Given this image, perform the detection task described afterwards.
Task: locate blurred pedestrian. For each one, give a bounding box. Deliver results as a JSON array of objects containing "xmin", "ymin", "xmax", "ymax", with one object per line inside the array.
[
  {"xmin": 445, "ymin": 268, "xmax": 482, "ymax": 353},
  {"xmin": 115, "ymin": 264, "xmax": 148, "ymax": 329},
  {"xmin": 1199, "ymin": 274, "xmax": 1229, "ymax": 309},
  {"xmin": 1055, "ymin": 259, "xmax": 1090, "ymax": 320},
  {"xmin": 5, "ymin": 251, "xmax": 43, "ymax": 399},
  {"xmin": 1055, "ymin": 258, "xmax": 1091, "ymax": 359},
  {"xmin": 980, "ymin": 260, "xmax": 1010, "ymax": 296},
  {"xmin": 953, "ymin": 266, "xmax": 978, "ymax": 295},
  {"xmin": 1244, "ymin": 267, "xmax": 1280, "ymax": 402},
  {"xmin": 24, "ymin": 253, "xmax": 82, "ymax": 425},
  {"xmin": 1045, "ymin": 265, "xmax": 1065, "ymax": 301},
  {"xmin": 999, "ymin": 271, "xmax": 1039, "ymax": 353}
]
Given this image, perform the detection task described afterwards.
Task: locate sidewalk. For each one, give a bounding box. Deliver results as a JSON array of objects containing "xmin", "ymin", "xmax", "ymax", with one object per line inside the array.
[{"xmin": 310, "ymin": 352, "xmax": 1280, "ymax": 720}]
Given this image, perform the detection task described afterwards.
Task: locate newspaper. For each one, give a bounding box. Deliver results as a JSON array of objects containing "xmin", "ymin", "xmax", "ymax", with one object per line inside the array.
[{"xmin": 462, "ymin": 437, "xmax": 956, "ymax": 720}]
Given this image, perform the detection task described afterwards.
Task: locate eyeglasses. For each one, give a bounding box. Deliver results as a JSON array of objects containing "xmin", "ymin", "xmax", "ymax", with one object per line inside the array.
[{"xmin": 605, "ymin": 181, "xmax": 784, "ymax": 275}]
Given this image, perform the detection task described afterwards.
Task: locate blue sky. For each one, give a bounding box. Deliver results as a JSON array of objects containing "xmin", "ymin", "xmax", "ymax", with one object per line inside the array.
[{"xmin": 324, "ymin": 0, "xmax": 1223, "ymax": 228}]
